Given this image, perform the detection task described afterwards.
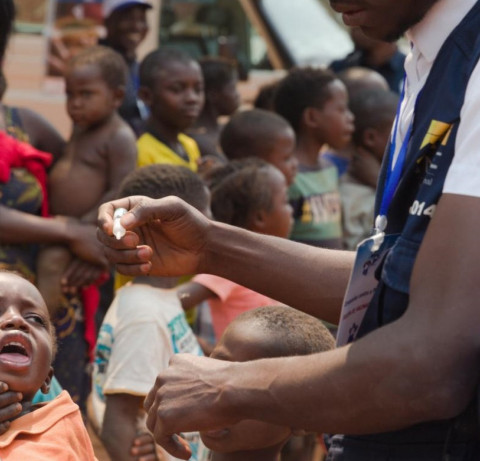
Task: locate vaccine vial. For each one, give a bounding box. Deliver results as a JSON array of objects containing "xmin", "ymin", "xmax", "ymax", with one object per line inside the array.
[{"xmin": 113, "ymin": 208, "xmax": 128, "ymax": 240}]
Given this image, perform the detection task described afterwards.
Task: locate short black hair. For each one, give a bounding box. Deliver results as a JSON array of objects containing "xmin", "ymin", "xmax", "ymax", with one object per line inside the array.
[
  {"xmin": 0, "ymin": 0, "xmax": 15, "ymax": 63},
  {"xmin": 274, "ymin": 67, "xmax": 337, "ymax": 133},
  {"xmin": 337, "ymin": 66, "xmax": 389, "ymax": 98},
  {"xmin": 139, "ymin": 47, "xmax": 196, "ymax": 90},
  {"xmin": 349, "ymin": 89, "xmax": 398, "ymax": 146},
  {"xmin": 67, "ymin": 45, "xmax": 127, "ymax": 89},
  {"xmin": 208, "ymin": 159, "xmax": 277, "ymax": 229},
  {"xmin": 119, "ymin": 164, "xmax": 209, "ymax": 212},
  {"xmin": 229, "ymin": 305, "xmax": 335, "ymax": 358},
  {"xmin": 220, "ymin": 109, "xmax": 292, "ymax": 160},
  {"xmin": 254, "ymin": 81, "xmax": 279, "ymax": 111},
  {"xmin": 199, "ymin": 56, "xmax": 237, "ymax": 93}
]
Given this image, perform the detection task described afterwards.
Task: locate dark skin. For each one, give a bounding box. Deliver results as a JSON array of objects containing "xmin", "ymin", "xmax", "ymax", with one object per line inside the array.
[
  {"xmin": 295, "ymin": 80, "xmax": 354, "ymax": 167},
  {"xmin": 38, "ymin": 62, "xmax": 137, "ymax": 307},
  {"xmin": 139, "ymin": 60, "xmax": 204, "ymax": 156},
  {"xmin": 97, "ymin": 1, "xmax": 471, "ymax": 459}
]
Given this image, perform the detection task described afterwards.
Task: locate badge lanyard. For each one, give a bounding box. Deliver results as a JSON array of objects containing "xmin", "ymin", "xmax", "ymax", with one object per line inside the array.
[{"xmin": 374, "ymin": 79, "xmax": 413, "ymax": 236}]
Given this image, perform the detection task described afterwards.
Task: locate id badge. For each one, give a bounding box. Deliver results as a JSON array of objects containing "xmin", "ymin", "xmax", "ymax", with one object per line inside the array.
[{"xmin": 336, "ymin": 233, "xmax": 399, "ymax": 346}]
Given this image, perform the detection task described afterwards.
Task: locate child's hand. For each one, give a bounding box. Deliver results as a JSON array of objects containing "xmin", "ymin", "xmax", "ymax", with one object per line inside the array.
[
  {"xmin": 0, "ymin": 383, "xmax": 22, "ymax": 434},
  {"xmin": 131, "ymin": 432, "xmax": 160, "ymax": 460}
]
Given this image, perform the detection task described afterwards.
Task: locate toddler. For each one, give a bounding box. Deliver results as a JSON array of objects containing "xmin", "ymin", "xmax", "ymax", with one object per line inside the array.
[
  {"xmin": 200, "ymin": 305, "xmax": 335, "ymax": 461},
  {"xmin": 274, "ymin": 67, "xmax": 354, "ymax": 248},
  {"xmin": 37, "ymin": 45, "xmax": 137, "ymax": 313},
  {"xmin": 178, "ymin": 159, "xmax": 293, "ymax": 342},
  {"xmin": 91, "ymin": 164, "xmax": 210, "ymax": 461},
  {"xmin": 0, "ymin": 271, "xmax": 96, "ymax": 460}
]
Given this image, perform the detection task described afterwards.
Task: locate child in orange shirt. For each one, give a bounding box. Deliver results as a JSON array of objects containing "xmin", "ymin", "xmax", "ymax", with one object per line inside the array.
[{"xmin": 0, "ymin": 271, "xmax": 96, "ymax": 460}]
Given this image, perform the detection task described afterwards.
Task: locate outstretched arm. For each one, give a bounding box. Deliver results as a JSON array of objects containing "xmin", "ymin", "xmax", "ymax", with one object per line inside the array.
[
  {"xmin": 98, "ymin": 196, "xmax": 354, "ymax": 323},
  {"xmin": 141, "ymin": 193, "xmax": 480, "ymax": 459}
]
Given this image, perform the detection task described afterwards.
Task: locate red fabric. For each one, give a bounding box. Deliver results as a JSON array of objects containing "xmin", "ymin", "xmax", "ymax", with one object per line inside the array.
[
  {"xmin": 0, "ymin": 131, "xmax": 52, "ymax": 216},
  {"xmin": 81, "ymin": 272, "xmax": 109, "ymax": 362}
]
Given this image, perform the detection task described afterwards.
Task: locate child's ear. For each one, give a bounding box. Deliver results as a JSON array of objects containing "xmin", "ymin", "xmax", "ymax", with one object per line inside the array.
[
  {"xmin": 113, "ymin": 86, "xmax": 126, "ymax": 108},
  {"xmin": 303, "ymin": 106, "xmax": 322, "ymax": 129},
  {"xmin": 138, "ymin": 86, "xmax": 153, "ymax": 108},
  {"xmin": 250, "ymin": 209, "xmax": 268, "ymax": 232},
  {"xmin": 40, "ymin": 367, "xmax": 54, "ymax": 395},
  {"xmin": 362, "ymin": 127, "xmax": 378, "ymax": 150}
]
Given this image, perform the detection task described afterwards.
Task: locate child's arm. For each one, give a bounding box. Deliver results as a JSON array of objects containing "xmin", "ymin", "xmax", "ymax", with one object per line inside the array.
[
  {"xmin": 177, "ymin": 281, "xmax": 217, "ymax": 311},
  {"xmin": 80, "ymin": 127, "xmax": 137, "ymax": 224},
  {"xmin": 102, "ymin": 393, "xmax": 155, "ymax": 461}
]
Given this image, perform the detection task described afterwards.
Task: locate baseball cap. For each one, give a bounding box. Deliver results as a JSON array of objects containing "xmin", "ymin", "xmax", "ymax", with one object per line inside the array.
[{"xmin": 103, "ymin": 0, "xmax": 153, "ymax": 18}]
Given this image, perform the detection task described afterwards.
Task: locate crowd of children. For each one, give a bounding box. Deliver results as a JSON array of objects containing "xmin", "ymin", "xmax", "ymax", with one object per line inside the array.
[{"xmin": 0, "ymin": 0, "xmax": 400, "ymax": 459}]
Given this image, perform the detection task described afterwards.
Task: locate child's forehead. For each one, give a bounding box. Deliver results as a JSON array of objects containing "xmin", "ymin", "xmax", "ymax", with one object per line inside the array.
[
  {"xmin": 0, "ymin": 274, "xmax": 47, "ymax": 309},
  {"xmin": 154, "ymin": 60, "xmax": 202, "ymax": 80}
]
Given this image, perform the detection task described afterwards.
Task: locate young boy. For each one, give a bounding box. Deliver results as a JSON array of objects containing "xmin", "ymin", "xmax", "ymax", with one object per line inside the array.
[
  {"xmin": 340, "ymin": 88, "xmax": 398, "ymax": 249},
  {"xmin": 199, "ymin": 305, "xmax": 335, "ymax": 461},
  {"xmin": 189, "ymin": 56, "xmax": 240, "ymax": 160},
  {"xmin": 91, "ymin": 164, "xmax": 210, "ymax": 461},
  {"xmin": 274, "ymin": 67, "xmax": 354, "ymax": 248},
  {"xmin": 36, "ymin": 45, "xmax": 137, "ymax": 414},
  {"xmin": 137, "ymin": 47, "xmax": 205, "ymax": 172},
  {"xmin": 219, "ymin": 109, "xmax": 298, "ymax": 186},
  {"xmin": 0, "ymin": 271, "xmax": 96, "ymax": 460}
]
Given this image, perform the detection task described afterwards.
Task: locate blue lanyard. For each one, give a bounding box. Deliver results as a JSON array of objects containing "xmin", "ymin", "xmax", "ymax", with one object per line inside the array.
[{"xmin": 375, "ymin": 80, "xmax": 413, "ymax": 233}]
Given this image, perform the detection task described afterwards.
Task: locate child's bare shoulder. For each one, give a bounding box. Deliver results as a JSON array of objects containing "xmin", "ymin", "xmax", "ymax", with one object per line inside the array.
[{"xmin": 104, "ymin": 115, "xmax": 137, "ymax": 160}]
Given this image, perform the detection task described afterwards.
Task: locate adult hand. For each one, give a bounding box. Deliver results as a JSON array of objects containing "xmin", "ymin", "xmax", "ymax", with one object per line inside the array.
[
  {"xmin": 144, "ymin": 354, "xmax": 243, "ymax": 459},
  {"xmin": 97, "ymin": 196, "xmax": 211, "ymax": 277},
  {"xmin": 0, "ymin": 383, "xmax": 22, "ymax": 434},
  {"xmin": 67, "ymin": 220, "xmax": 109, "ymax": 269}
]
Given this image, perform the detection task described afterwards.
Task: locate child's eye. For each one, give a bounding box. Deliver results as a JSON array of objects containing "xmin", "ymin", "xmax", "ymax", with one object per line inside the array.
[{"xmin": 25, "ymin": 314, "xmax": 48, "ymax": 328}]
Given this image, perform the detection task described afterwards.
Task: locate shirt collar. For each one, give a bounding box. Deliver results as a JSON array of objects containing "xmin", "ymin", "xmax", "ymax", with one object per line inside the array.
[{"xmin": 406, "ymin": 0, "xmax": 477, "ymax": 64}]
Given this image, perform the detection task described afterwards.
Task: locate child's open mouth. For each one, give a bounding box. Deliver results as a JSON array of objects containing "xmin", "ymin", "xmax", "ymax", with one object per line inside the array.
[{"xmin": 0, "ymin": 334, "xmax": 32, "ymax": 368}]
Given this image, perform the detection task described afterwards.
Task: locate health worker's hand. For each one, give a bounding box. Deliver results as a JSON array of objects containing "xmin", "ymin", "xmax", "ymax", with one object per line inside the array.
[{"xmin": 97, "ymin": 196, "xmax": 211, "ymax": 277}]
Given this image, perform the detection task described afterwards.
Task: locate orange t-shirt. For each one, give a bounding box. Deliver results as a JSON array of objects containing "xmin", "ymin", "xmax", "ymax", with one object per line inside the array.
[
  {"xmin": 0, "ymin": 391, "xmax": 97, "ymax": 460},
  {"xmin": 193, "ymin": 274, "xmax": 278, "ymax": 339}
]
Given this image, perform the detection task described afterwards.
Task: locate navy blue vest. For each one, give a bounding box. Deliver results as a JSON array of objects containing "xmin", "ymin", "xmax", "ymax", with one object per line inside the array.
[{"xmin": 351, "ymin": 0, "xmax": 480, "ymax": 449}]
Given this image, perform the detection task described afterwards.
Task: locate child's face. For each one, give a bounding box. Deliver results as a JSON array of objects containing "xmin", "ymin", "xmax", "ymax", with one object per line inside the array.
[
  {"xmin": 200, "ymin": 320, "xmax": 291, "ymax": 453},
  {"xmin": 254, "ymin": 167, "xmax": 293, "ymax": 239},
  {"xmin": 142, "ymin": 60, "xmax": 204, "ymax": 132},
  {"xmin": 0, "ymin": 273, "xmax": 53, "ymax": 401},
  {"xmin": 211, "ymin": 78, "xmax": 240, "ymax": 117},
  {"xmin": 106, "ymin": 6, "xmax": 149, "ymax": 56},
  {"xmin": 264, "ymin": 126, "xmax": 298, "ymax": 186},
  {"xmin": 65, "ymin": 64, "xmax": 122, "ymax": 129},
  {"xmin": 314, "ymin": 79, "xmax": 355, "ymax": 150}
]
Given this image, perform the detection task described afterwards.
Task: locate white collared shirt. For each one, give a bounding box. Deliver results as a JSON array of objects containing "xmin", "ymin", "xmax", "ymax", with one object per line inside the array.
[{"xmin": 392, "ymin": 0, "xmax": 480, "ymax": 197}]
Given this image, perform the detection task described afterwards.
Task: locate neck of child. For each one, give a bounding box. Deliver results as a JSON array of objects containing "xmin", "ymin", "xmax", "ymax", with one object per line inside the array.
[
  {"xmin": 295, "ymin": 134, "xmax": 325, "ymax": 167},
  {"xmin": 211, "ymin": 446, "xmax": 282, "ymax": 461},
  {"xmin": 148, "ymin": 117, "xmax": 182, "ymax": 145},
  {"xmin": 15, "ymin": 399, "xmax": 34, "ymax": 419},
  {"xmin": 132, "ymin": 275, "xmax": 180, "ymax": 289}
]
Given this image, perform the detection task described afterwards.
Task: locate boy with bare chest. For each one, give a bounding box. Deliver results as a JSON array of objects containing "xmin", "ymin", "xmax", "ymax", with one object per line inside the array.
[{"xmin": 38, "ymin": 45, "xmax": 137, "ymax": 314}]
